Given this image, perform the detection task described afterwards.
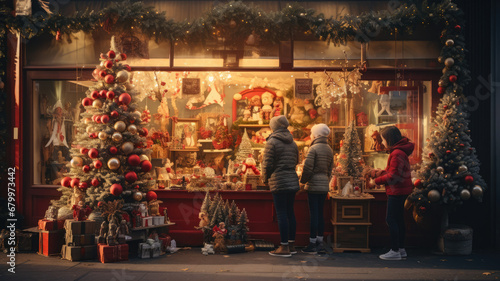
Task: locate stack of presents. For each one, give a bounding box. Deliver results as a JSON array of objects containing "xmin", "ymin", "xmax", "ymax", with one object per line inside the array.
[{"xmin": 37, "ymin": 201, "xmax": 173, "ymax": 262}]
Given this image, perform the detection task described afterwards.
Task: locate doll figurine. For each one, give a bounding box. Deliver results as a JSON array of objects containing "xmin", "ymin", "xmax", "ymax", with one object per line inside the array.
[
  {"xmin": 261, "ymin": 92, "xmax": 274, "ymax": 120},
  {"xmin": 107, "ymin": 220, "xmax": 118, "ymax": 246},
  {"xmin": 98, "ymin": 221, "xmax": 109, "ymax": 244},
  {"xmin": 271, "ymin": 98, "xmax": 283, "ymax": 117}
]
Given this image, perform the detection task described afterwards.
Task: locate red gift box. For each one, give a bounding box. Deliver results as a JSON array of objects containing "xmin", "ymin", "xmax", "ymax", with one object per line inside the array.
[
  {"xmin": 38, "ymin": 219, "xmax": 65, "ymax": 231},
  {"xmin": 98, "ymin": 244, "xmax": 129, "ymax": 263},
  {"xmin": 38, "ymin": 230, "xmax": 64, "ymax": 256}
]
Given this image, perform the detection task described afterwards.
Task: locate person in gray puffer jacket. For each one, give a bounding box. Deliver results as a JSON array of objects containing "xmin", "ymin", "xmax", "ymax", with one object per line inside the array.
[
  {"xmin": 262, "ymin": 115, "xmax": 299, "ymax": 258},
  {"xmin": 300, "ymin": 123, "xmax": 333, "ymax": 255}
]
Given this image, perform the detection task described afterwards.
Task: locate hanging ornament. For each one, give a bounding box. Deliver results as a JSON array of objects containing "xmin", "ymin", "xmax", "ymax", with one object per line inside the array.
[
  {"xmin": 141, "ymin": 160, "xmax": 152, "ymax": 172},
  {"xmin": 105, "ymin": 74, "xmax": 115, "ymax": 84},
  {"xmin": 471, "ymin": 185, "xmax": 483, "ymax": 199},
  {"xmin": 98, "ymin": 131, "xmax": 108, "ymax": 140},
  {"xmin": 437, "ymin": 87, "xmax": 445, "ymax": 94},
  {"xmin": 114, "ymin": 121, "xmax": 126, "ymax": 132},
  {"xmin": 428, "ymin": 152, "xmax": 435, "ymax": 158},
  {"xmin": 139, "ymin": 154, "xmax": 149, "ymax": 162},
  {"xmin": 125, "ymin": 171, "xmax": 138, "ymax": 183},
  {"xmin": 112, "ymin": 132, "xmax": 123, "ymax": 142},
  {"xmin": 121, "ymin": 142, "xmax": 134, "ymax": 154},
  {"xmin": 82, "ymin": 165, "xmax": 90, "ymax": 173},
  {"xmin": 101, "ymin": 115, "xmax": 110, "ymax": 124},
  {"xmin": 445, "ymin": 58, "xmax": 455, "ymax": 67},
  {"xmin": 92, "ymin": 99, "xmax": 103, "ymax": 108},
  {"xmin": 119, "ymin": 93, "xmax": 132, "ymax": 105},
  {"xmin": 61, "ymin": 177, "xmax": 72, "ymax": 187},
  {"xmin": 71, "ymin": 157, "xmax": 83, "ymax": 168},
  {"xmin": 84, "ymin": 118, "xmax": 92, "ymax": 125},
  {"xmin": 428, "ymin": 190, "xmax": 441, "ymax": 202},
  {"xmin": 111, "ymin": 111, "xmax": 119, "ymax": 118},
  {"xmin": 109, "ymin": 146, "xmax": 118, "ymax": 154},
  {"xmin": 110, "ymin": 183, "xmax": 123, "ymax": 196},
  {"xmin": 107, "ymin": 50, "xmax": 116, "ymax": 59},
  {"xmin": 91, "ymin": 178, "xmax": 99, "ymax": 187},
  {"xmin": 446, "ymin": 150, "xmax": 451, "ymax": 154},
  {"xmin": 460, "ymin": 189, "xmax": 471, "ymax": 200},
  {"xmin": 106, "ymin": 91, "xmax": 115, "ymax": 100},
  {"xmin": 141, "ymin": 108, "xmax": 151, "ymax": 123},
  {"xmin": 444, "ymin": 105, "xmax": 448, "ymax": 109},
  {"xmin": 89, "ymin": 133, "xmax": 98, "ymax": 139},
  {"xmin": 107, "ymin": 158, "xmax": 121, "ymax": 170},
  {"xmin": 88, "ymin": 148, "xmax": 99, "ymax": 159},
  {"xmin": 146, "ymin": 191, "xmax": 158, "ymax": 201},
  {"xmin": 465, "ymin": 175, "xmax": 474, "ymax": 184},
  {"xmin": 436, "ymin": 166, "xmax": 444, "ymax": 173},
  {"xmin": 104, "ymin": 60, "xmax": 113, "ymax": 69},
  {"xmin": 70, "ymin": 178, "xmax": 80, "ymax": 188},
  {"xmin": 413, "ymin": 179, "xmax": 422, "ymax": 188},
  {"xmin": 127, "ymin": 155, "xmax": 141, "ymax": 166},
  {"xmin": 99, "ymin": 90, "xmax": 108, "ymax": 98},
  {"xmin": 94, "ymin": 160, "xmax": 103, "ymax": 169},
  {"xmin": 99, "ymin": 70, "xmax": 107, "ymax": 79},
  {"xmin": 82, "ymin": 98, "xmax": 93, "ymax": 107},
  {"xmin": 95, "ymin": 116, "xmax": 102, "ymax": 124},
  {"xmin": 127, "ymin": 124, "xmax": 138, "ymax": 135},
  {"xmin": 445, "ymin": 39, "xmax": 454, "ymax": 46},
  {"xmin": 79, "ymin": 182, "xmax": 88, "ymax": 190},
  {"xmin": 139, "ymin": 127, "xmax": 149, "ymax": 137},
  {"xmin": 115, "ymin": 71, "xmax": 129, "ymax": 83},
  {"xmin": 458, "ymin": 165, "xmax": 468, "ymax": 172},
  {"xmin": 455, "ymin": 25, "xmax": 461, "ymax": 31},
  {"xmin": 438, "ymin": 80, "xmax": 447, "ymax": 87},
  {"xmin": 449, "ymin": 75, "xmax": 458, "ymax": 83},
  {"xmin": 133, "ymin": 192, "xmax": 143, "ymax": 201}
]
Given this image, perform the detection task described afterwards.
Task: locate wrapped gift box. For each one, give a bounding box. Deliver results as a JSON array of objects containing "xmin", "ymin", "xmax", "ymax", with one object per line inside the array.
[
  {"xmin": 39, "ymin": 230, "xmax": 64, "ymax": 256},
  {"xmin": 61, "ymin": 245, "xmax": 97, "ymax": 261},
  {"xmin": 65, "ymin": 233, "xmax": 95, "ymax": 246},
  {"xmin": 64, "ymin": 219, "xmax": 97, "ymax": 236},
  {"xmin": 151, "ymin": 242, "xmax": 161, "ymax": 258},
  {"xmin": 152, "ymin": 216, "xmax": 164, "ymax": 226},
  {"xmin": 138, "ymin": 243, "xmax": 152, "ymax": 259},
  {"xmin": 142, "ymin": 217, "xmax": 153, "ymax": 227},
  {"xmin": 159, "ymin": 235, "xmax": 172, "ymax": 252},
  {"xmin": 38, "ymin": 219, "xmax": 65, "ymax": 231},
  {"xmin": 98, "ymin": 244, "xmax": 129, "ymax": 263},
  {"xmin": 244, "ymin": 174, "xmax": 260, "ymax": 190}
]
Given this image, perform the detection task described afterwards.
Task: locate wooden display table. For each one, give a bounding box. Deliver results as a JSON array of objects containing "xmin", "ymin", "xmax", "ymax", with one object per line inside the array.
[
  {"xmin": 329, "ymin": 193, "xmax": 374, "ymax": 253},
  {"xmin": 130, "ymin": 222, "xmax": 175, "ymax": 241}
]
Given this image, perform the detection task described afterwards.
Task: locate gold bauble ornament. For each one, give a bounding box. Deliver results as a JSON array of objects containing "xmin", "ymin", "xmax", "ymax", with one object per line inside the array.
[
  {"xmin": 71, "ymin": 157, "xmax": 83, "ymax": 168},
  {"xmin": 139, "ymin": 154, "xmax": 149, "ymax": 162},
  {"xmin": 114, "ymin": 121, "xmax": 126, "ymax": 132},
  {"xmin": 107, "ymin": 157, "xmax": 120, "ymax": 170},
  {"xmin": 121, "ymin": 142, "xmax": 134, "ymax": 154},
  {"xmin": 436, "ymin": 166, "xmax": 444, "ymax": 173},
  {"xmin": 445, "ymin": 58, "xmax": 455, "ymax": 67},
  {"xmin": 428, "ymin": 190, "xmax": 441, "ymax": 202},
  {"xmin": 471, "ymin": 185, "xmax": 483, "ymax": 199},
  {"xmin": 84, "ymin": 118, "xmax": 92, "ymax": 125},
  {"xmin": 445, "ymin": 39, "xmax": 454, "ymax": 46},
  {"xmin": 92, "ymin": 99, "xmax": 103, "ymax": 108},
  {"xmin": 86, "ymin": 126, "xmax": 94, "ymax": 134},
  {"xmin": 458, "ymin": 165, "xmax": 468, "ymax": 172},
  {"xmin": 125, "ymin": 83, "xmax": 134, "ymax": 90},
  {"xmin": 133, "ymin": 192, "xmax": 143, "ymax": 201},
  {"xmin": 115, "ymin": 71, "xmax": 129, "ymax": 83},
  {"xmin": 438, "ymin": 80, "xmax": 447, "ymax": 87},
  {"xmin": 460, "ymin": 189, "xmax": 471, "ymax": 200},
  {"xmin": 112, "ymin": 132, "xmax": 123, "ymax": 142},
  {"xmin": 98, "ymin": 131, "xmax": 108, "ymax": 140},
  {"xmin": 127, "ymin": 124, "xmax": 138, "ymax": 135},
  {"xmin": 132, "ymin": 111, "xmax": 141, "ymax": 120}
]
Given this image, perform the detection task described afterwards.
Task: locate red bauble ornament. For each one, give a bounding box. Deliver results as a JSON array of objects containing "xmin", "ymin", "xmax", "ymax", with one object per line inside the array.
[
  {"xmin": 105, "ymin": 74, "xmax": 115, "ymax": 84},
  {"xmin": 91, "ymin": 178, "xmax": 100, "ymax": 187},
  {"xmin": 106, "ymin": 91, "xmax": 115, "ymax": 100},
  {"xmin": 91, "ymin": 90, "xmax": 100, "ymax": 99},
  {"xmin": 127, "ymin": 155, "xmax": 141, "ymax": 166},
  {"xmin": 82, "ymin": 98, "xmax": 93, "ymax": 106},
  {"xmin": 80, "ymin": 148, "xmax": 89, "ymax": 155},
  {"xmin": 61, "ymin": 177, "xmax": 72, "ymax": 187},
  {"xmin": 465, "ymin": 175, "xmax": 474, "ymax": 184},
  {"xmin": 79, "ymin": 182, "xmax": 88, "ymax": 190},
  {"xmin": 449, "ymin": 75, "xmax": 458, "ymax": 83},
  {"xmin": 118, "ymin": 93, "xmax": 131, "ymax": 105},
  {"xmin": 82, "ymin": 165, "xmax": 90, "ymax": 173},
  {"xmin": 101, "ymin": 115, "xmax": 110, "ymax": 124},
  {"xmin": 460, "ymin": 143, "xmax": 465, "ymax": 147},
  {"xmin": 446, "ymin": 150, "xmax": 451, "ymax": 154},
  {"xmin": 104, "ymin": 60, "xmax": 113, "ymax": 69},
  {"xmin": 120, "ymin": 53, "xmax": 127, "ymax": 61},
  {"xmin": 88, "ymin": 148, "xmax": 99, "ymax": 159},
  {"xmin": 70, "ymin": 178, "xmax": 80, "ymax": 188},
  {"xmin": 92, "ymin": 69, "xmax": 100, "ymax": 79},
  {"xmin": 146, "ymin": 191, "xmax": 157, "ymax": 201},
  {"xmin": 99, "ymin": 70, "xmax": 107, "ymax": 78},
  {"xmin": 107, "ymin": 50, "xmax": 116, "ymax": 59},
  {"xmin": 97, "ymin": 201, "xmax": 104, "ymax": 208},
  {"xmin": 428, "ymin": 152, "xmax": 435, "ymax": 158},
  {"xmin": 110, "ymin": 183, "xmax": 123, "ymax": 196},
  {"xmin": 455, "ymin": 25, "xmax": 461, "ymax": 31},
  {"xmin": 95, "ymin": 115, "xmax": 102, "ymax": 123},
  {"xmin": 134, "ymin": 185, "xmax": 140, "ymax": 189},
  {"xmin": 110, "ymin": 111, "xmax": 119, "ymax": 118},
  {"xmin": 124, "ymin": 65, "xmax": 131, "ymax": 72},
  {"xmin": 444, "ymin": 105, "xmax": 448, "ymax": 109},
  {"xmin": 125, "ymin": 171, "xmax": 138, "ymax": 183},
  {"xmin": 94, "ymin": 160, "xmax": 103, "ymax": 169},
  {"xmin": 90, "ymin": 133, "xmax": 98, "ymax": 139},
  {"xmin": 109, "ymin": 146, "xmax": 118, "ymax": 154},
  {"xmin": 414, "ymin": 179, "xmax": 422, "ymax": 188},
  {"xmin": 99, "ymin": 90, "xmax": 108, "ymax": 98},
  {"xmin": 140, "ymin": 128, "xmax": 149, "ymax": 137},
  {"xmin": 141, "ymin": 160, "xmax": 152, "ymax": 172},
  {"xmin": 437, "ymin": 86, "xmax": 445, "ymax": 94}
]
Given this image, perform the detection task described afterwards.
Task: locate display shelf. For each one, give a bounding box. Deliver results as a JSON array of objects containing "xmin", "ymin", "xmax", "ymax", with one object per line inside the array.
[
  {"xmin": 170, "ymin": 148, "xmax": 199, "ymax": 152},
  {"xmin": 131, "ymin": 222, "xmax": 175, "ymax": 231},
  {"xmin": 238, "ymin": 124, "xmax": 269, "ymax": 128},
  {"xmin": 203, "ymin": 148, "xmax": 232, "ymax": 153}
]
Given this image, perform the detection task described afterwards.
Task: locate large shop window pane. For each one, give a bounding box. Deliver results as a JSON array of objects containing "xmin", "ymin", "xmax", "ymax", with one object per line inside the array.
[
  {"xmin": 366, "ymin": 41, "xmax": 441, "ymax": 68},
  {"xmin": 294, "ymin": 41, "xmax": 362, "ymax": 68},
  {"xmin": 33, "ymin": 80, "xmax": 87, "ymax": 185}
]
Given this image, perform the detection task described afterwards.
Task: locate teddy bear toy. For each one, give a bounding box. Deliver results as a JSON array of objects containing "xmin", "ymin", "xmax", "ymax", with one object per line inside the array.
[
  {"xmin": 261, "ymin": 92, "xmax": 274, "ymax": 120},
  {"xmin": 241, "ymin": 154, "xmax": 260, "ymax": 175},
  {"xmin": 248, "ymin": 95, "xmax": 262, "ymax": 122},
  {"xmin": 288, "ymin": 98, "xmax": 309, "ymax": 123}
]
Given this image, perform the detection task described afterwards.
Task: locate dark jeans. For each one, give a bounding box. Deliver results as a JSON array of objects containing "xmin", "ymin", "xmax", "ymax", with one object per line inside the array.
[
  {"xmin": 386, "ymin": 195, "xmax": 407, "ymax": 251},
  {"xmin": 272, "ymin": 191, "xmax": 297, "ymax": 244},
  {"xmin": 308, "ymin": 193, "xmax": 327, "ymax": 239}
]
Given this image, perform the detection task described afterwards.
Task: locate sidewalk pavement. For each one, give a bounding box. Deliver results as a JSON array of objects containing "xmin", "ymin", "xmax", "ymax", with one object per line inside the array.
[{"xmin": 0, "ymin": 247, "xmax": 499, "ymax": 281}]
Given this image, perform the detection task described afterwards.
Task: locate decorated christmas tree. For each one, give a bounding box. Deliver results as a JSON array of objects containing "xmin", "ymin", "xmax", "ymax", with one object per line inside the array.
[
  {"xmin": 235, "ymin": 129, "xmax": 253, "ymax": 163},
  {"xmin": 337, "ymin": 121, "xmax": 363, "ymax": 178},
  {"xmin": 51, "ymin": 47, "xmax": 153, "ymax": 215},
  {"xmin": 212, "ymin": 115, "xmax": 233, "ymax": 149}
]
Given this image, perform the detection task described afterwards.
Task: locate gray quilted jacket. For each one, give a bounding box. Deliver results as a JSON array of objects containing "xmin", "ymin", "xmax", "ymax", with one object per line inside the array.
[{"xmin": 300, "ymin": 136, "xmax": 334, "ymax": 194}]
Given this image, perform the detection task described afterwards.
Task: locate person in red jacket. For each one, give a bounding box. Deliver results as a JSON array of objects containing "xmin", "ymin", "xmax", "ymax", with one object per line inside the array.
[{"xmin": 366, "ymin": 126, "xmax": 414, "ymax": 260}]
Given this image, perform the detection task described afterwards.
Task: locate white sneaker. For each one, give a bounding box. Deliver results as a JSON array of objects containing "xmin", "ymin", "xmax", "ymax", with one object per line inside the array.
[
  {"xmin": 399, "ymin": 248, "xmax": 407, "ymax": 259},
  {"xmin": 379, "ymin": 249, "xmax": 402, "ymax": 260}
]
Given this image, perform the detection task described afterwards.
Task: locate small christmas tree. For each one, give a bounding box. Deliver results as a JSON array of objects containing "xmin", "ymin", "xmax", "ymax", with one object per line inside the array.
[
  {"xmin": 337, "ymin": 121, "xmax": 363, "ymax": 178},
  {"xmin": 212, "ymin": 115, "xmax": 233, "ymax": 149},
  {"xmin": 237, "ymin": 208, "xmax": 249, "ymax": 243},
  {"xmin": 228, "ymin": 200, "xmax": 240, "ymax": 226},
  {"xmin": 235, "ymin": 129, "xmax": 253, "ymax": 163},
  {"xmin": 200, "ymin": 191, "xmax": 211, "ymax": 214},
  {"xmin": 210, "ymin": 200, "xmax": 221, "ymax": 228}
]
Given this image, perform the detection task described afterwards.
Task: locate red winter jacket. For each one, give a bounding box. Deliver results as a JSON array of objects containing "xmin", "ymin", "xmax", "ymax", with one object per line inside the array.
[{"xmin": 374, "ymin": 137, "xmax": 414, "ymax": 196}]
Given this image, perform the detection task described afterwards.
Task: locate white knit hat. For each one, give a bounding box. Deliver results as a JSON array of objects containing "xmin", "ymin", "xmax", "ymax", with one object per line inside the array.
[{"xmin": 311, "ymin": 123, "xmax": 330, "ymax": 138}]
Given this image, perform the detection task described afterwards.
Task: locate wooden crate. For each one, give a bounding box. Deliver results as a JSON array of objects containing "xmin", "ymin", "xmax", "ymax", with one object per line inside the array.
[{"xmin": 332, "ymin": 225, "xmax": 370, "ymax": 252}]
